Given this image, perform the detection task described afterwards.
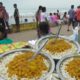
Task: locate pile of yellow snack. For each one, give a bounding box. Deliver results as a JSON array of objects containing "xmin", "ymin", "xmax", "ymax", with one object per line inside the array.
[
  {"xmin": 45, "ymin": 39, "xmax": 72, "ymax": 54},
  {"xmin": 65, "ymin": 58, "xmax": 80, "ymax": 80},
  {"xmin": 0, "ymin": 41, "xmax": 28, "ymax": 53},
  {"xmin": 7, "ymin": 51, "xmax": 48, "ymax": 79}
]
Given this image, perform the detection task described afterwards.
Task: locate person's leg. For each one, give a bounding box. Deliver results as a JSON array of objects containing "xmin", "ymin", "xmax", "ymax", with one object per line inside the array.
[
  {"xmin": 36, "ymin": 20, "xmax": 40, "ymax": 38},
  {"xmin": 79, "ymin": 21, "xmax": 80, "ymax": 27},
  {"xmin": 15, "ymin": 18, "xmax": 20, "ymax": 32},
  {"xmin": 72, "ymin": 19, "xmax": 77, "ymax": 29},
  {"xmin": 6, "ymin": 21, "xmax": 11, "ymax": 33},
  {"xmin": 67, "ymin": 18, "xmax": 71, "ymax": 31},
  {"xmin": 78, "ymin": 21, "xmax": 80, "ymax": 32},
  {"xmin": 0, "ymin": 19, "xmax": 7, "ymax": 38}
]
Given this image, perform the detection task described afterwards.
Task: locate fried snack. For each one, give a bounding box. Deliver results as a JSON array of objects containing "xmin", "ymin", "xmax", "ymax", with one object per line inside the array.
[
  {"xmin": 44, "ymin": 39, "xmax": 72, "ymax": 54},
  {"xmin": 65, "ymin": 58, "xmax": 80, "ymax": 80},
  {"xmin": 7, "ymin": 51, "xmax": 48, "ymax": 79}
]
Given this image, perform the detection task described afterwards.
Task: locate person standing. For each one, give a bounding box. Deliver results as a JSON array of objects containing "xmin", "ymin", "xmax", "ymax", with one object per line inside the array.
[
  {"xmin": 13, "ymin": 4, "xmax": 20, "ymax": 32},
  {"xmin": 36, "ymin": 6, "xmax": 42, "ymax": 24},
  {"xmin": 75, "ymin": 6, "xmax": 80, "ymax": 27},
  {"xmin": 4, "ymin": 7, "xmax": 11, "ymax": 33},
  {"xmin": 39, "ymin": 7, "xmax": 51, "ymax": 37},
  {"xmin": 38, "ymin": 22, "xmax": 50, "ymax": 38},
  {"xmin": 0, "ymin": 2, "xmax": 7, "ymax": 39},
  {"xmin": 40, "ymin": 7, "xmax": 48, "ymax": 22},
  {"xmin": 68, "ymin": 5, "xmax": 75, "ymax": 31},
  {"xmin": 57, "ymin": 10, "xmax": 60, "ymax": 20},
  {"xmin": 35, "ymin": 6, "xmax": 43, "ymax": 38},
  {"xmin": 62, "ymin": 12, "xmax": 68, "ymax": 25}
]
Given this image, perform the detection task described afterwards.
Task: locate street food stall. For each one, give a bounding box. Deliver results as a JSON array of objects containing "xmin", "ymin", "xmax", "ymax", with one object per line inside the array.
[{"xmin": 0, "ymin": 34, "xmax": 80, "ymax": 80}]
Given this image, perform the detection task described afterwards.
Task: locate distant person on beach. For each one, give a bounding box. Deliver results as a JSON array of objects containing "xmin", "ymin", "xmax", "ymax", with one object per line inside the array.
[
  {"xmin": 0, "ymin": 2, "xmax": 7, "ymax": 39},
  {"xmin": 52, "ymin": 13, "xmax": 58, "ymax": 25},
  {"xmin": 49, "ymin": 13, "xmax": 54, "ymax": 24},
  {"xmin": 62, "ymin": 12, "xmax": 68, "ymax": 25},
  {"xmin": 49, "ymin": 13, "xmax": 58, "ymax": 25},
  {"xmin": 38, "ymin": 22, "xmax": 50, "ymax": 38},
  {"xmin": 68, "ymin": 5, "xmax": 75, "ymax": 31},
  {"xmin": 36, "ymin": 6, "xmax": 42, "ymax": 24},
  {"xmin": 35, "ymin": 6, "xmax": 43, "ymax": 38},
  {"xmin": 13, "ymin": 4, "xmax": 20, "ymax": 32},
  {"xmin": 75, "ymin": 5, "xmax": 80, "ymax": 27},
  {"xmin": 57, "ymin": 10, "xmax": 60, "ymax": 20},
  {"xmin": 40, "ymin": 7, "xmax": 48, "ymax": 22}
]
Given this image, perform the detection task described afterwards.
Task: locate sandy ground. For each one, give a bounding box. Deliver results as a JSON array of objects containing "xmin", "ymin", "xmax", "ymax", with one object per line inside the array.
[{"xmin": 8, "ymin": 25, "xmax": 73, "ymax": 42}]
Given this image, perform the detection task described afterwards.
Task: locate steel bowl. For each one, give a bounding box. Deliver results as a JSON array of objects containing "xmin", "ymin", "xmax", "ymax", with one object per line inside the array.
[
  {"xmin": 35, "ymin": 34, "xmax": 80, "ymax": 59},
  {"xmin": 0, "ymin": 48, "xmax": 55, "ymax": 80},
  {"xmin": 56, "ymin": 53, "xmax": 80, "ymax": 80}
]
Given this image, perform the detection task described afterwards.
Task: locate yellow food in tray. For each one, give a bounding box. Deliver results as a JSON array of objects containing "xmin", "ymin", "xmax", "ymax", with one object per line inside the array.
[
  {"xmin": 44, "ymin": 39, "xmax": 72, "ymax": 53},
  {"xmin": 12, "ymin": 41, "xmax": 28, "ymax": 48},
  {"xmin": 7, "ymin": 51, "xmax": 48, "ymax": 79},
  {"xmin": 0, "ymin": 48, "xmax": 4, "ymax": 53},
  {"xmin": 65, "ymin": 58, "xmax": 80, "ymax": 80},
  {"xmin": 0, "ymin": 42, "xmax": 28, "ymax": 53}
]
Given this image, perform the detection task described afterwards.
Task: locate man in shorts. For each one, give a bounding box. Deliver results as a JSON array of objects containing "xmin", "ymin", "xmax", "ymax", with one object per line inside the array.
[{"xmin": 68, "ymin": 5, "xmax": 75, "ymax": 31}]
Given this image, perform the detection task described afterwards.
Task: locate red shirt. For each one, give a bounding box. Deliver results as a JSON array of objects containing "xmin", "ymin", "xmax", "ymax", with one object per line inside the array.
[
  {"xmin": 0, "ymin": 6, "xmax": 7, "ymax": 20},
  {"xmin": 75, "ymin": 8, "xmax": 80, "ymax": 21}
]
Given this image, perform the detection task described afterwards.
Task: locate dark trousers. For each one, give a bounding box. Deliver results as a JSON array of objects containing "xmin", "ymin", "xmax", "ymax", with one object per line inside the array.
[
  {"xmin": 6, "ymin": 21, "xmax": 11, "ymax": 32},
  {"xmin": 68, "ymin": 18, "xmax": 75, "ymax": 29},
  {"xmin": 15, "ymin": 17, "xmax": 20, "ymax": 32},
  {"xmin": 0, "ymin": 18, "xmax": 7, "ymax": 39},
  {"xmin": 76, "ymin": 20, "xmax": 80, "ymax": 26}
]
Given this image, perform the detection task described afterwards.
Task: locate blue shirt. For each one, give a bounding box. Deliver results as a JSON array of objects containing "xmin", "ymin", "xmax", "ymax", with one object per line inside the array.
[{"xmin": 68, "ymin": 9, "xmax": 75, "ymax": 19}]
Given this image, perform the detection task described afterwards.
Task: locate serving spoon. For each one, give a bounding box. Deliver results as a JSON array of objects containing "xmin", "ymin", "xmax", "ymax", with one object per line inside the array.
[
  {"xmin": 29, "ymin": 22, "xmax": 62, "ymax": 61},
  {"xmin": 51, "ymin": 22, "xmax": 62, "ymax": 44},
  {"xmin": 28, "ymin": 39, "xmax": 49, "ymax": 61}
]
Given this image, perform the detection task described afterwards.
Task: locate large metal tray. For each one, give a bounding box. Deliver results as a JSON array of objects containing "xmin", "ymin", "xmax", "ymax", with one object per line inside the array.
[
  {"xmin": 35, "ymin": 34, "xmax": 80, "ymax": 59},
  {"xmin": 0, "ymin": 48, "xmax": 55, "ymax": 80},
  {"xmin": 56, "ymin": 53, "xmax": 80, "ymax": 80}
]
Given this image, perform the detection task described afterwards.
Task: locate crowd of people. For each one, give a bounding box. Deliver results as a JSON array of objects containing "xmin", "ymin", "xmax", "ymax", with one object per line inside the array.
[
  {"xmin": 35, "ymin": 5, "xmax": 80, "ymax": 38},
  {"xmin": 0, "ymin": 2, "xmax": 80, "ymax": 41}
]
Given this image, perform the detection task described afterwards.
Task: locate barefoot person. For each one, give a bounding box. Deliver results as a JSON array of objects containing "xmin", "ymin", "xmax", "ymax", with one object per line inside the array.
[{"xmin": 13, "ymin": 4, "xmax": 20, "ymax": 32}]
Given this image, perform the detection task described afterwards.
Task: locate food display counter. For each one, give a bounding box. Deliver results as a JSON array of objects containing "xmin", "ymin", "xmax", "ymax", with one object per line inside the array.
[{"xmin": 0, "ymin": 34, "xmax": 80, "ymax": 80}]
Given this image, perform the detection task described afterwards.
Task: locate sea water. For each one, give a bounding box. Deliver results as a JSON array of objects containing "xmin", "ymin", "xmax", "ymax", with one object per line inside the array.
[{"xmin": 8, "ymin": 8, "xmax": 69, "ymax": 25}]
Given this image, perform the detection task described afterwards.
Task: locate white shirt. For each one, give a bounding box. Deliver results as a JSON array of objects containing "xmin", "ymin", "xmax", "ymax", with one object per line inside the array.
[{"xmin": 40, "ymin": 12, "xmax": 47, "ymax": 22}]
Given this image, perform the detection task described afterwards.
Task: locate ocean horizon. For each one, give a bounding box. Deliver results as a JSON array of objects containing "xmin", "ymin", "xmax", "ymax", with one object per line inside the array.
[
  {"xmin": 9, "ymin": 7, "xmax": 69, "ymax": 25},
  {"xmin": 9, "ymin": 7, "xmax": 69, "ymax": 16}
]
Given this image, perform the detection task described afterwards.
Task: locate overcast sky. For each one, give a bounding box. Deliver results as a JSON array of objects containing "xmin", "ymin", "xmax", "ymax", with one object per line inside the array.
[{"xmin": 1, "ymin": 0, "xmax": 80, "ymax": 14}]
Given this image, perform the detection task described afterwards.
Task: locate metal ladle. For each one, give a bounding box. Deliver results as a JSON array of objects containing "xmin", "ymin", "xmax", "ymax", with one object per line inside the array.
[
  {"xmin": 53, "ymin": 21, "xmax": 62, "ymax": 41},
  {"xmin": 29, "ymin": 22, "xmax": 62, "ymax": 61},
  {"xmin": 28, "ymin": 39, "xmax": 49, "ymax": 61}
]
